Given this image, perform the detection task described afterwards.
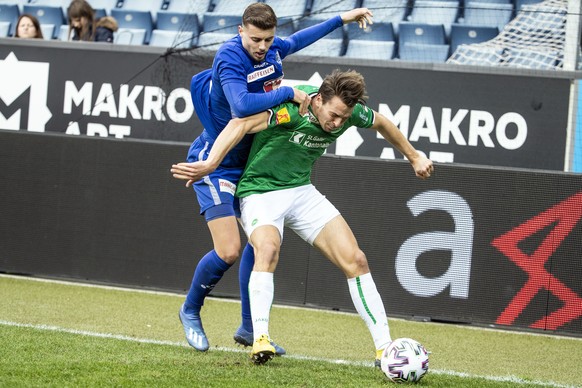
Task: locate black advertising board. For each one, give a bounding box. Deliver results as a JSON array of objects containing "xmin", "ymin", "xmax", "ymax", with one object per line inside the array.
[
  {"xmin": 0, "ymin": 131, "xmax": 580, "ymax": 336},
  {"xmin": 0, "ymin": 39, "xmax": 571, "ymax": 170}
]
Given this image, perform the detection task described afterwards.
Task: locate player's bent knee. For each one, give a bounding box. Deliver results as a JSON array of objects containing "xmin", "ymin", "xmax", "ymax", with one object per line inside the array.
[{"xmin": 215, "ymin": 243, "xmax": 241, "ymax": 264}]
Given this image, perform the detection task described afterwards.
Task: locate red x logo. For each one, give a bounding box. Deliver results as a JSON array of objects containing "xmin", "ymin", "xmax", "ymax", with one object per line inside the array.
[{"xmin": 491, "ymin": 191, "xmax": 582, "ymax": 330}]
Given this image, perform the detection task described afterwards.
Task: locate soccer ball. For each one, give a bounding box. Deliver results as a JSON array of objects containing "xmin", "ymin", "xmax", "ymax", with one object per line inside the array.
[{"xmin": 380, "ymin": 338, "xmax": 429, "ymax": 384}]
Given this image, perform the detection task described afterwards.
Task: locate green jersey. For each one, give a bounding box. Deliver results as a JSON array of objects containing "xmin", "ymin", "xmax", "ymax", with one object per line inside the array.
[{"xmin": 236, "ymin": 85, "xmax": 375, "ymax": 198}]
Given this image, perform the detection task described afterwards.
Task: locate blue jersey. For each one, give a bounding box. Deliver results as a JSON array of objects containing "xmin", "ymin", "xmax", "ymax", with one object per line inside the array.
[{"xmin": 189, "ymin": 16, "xmax": 343, "ymax": 169}]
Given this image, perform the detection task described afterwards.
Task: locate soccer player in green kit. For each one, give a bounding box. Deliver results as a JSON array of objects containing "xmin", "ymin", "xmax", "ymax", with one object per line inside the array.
[{"xmin": 171, "ymin": 69, "xmax": 434, "ymax": 365}]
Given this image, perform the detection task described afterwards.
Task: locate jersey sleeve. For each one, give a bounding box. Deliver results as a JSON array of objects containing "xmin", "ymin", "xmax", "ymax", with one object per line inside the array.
[
  {"xmin": 349, "ymin": 103, "xmax": 376, "ymax": 128},
  {"xmin": 280, "ymin": 16, "xmax": 343, "ymax": 56},
  {"xmin": 218, "ymin": 48, "xmax": 294, "ymax": 117},
  {"xmin": 266, "ymin": 102, "xmax": 302, "ymax": 130}
]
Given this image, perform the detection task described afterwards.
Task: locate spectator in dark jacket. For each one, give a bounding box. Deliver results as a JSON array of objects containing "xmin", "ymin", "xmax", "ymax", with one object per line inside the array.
[{"xmin": 67, "ymin": 0, "xmax": 118, "ymax": 43}]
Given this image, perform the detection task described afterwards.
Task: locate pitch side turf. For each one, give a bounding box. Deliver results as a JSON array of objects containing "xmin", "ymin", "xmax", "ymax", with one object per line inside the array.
[{"xmin": 1, "ymin": 275, "xmax": 580, "ymax": 387}]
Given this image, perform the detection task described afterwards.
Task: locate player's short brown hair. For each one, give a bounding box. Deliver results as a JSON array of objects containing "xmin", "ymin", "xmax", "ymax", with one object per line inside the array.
[
  {"xmin": 319, "ymin": 69, "xmax": 368, "ymax": 108},
  {"xmin": 242, "ymin": 3, "xmax": 277, "ymax": 30}
]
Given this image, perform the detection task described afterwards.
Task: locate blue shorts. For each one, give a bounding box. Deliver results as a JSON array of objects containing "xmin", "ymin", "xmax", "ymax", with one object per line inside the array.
[{"xmin": 187, "ymin": 135, "xmax": 244, "ymax": 221}]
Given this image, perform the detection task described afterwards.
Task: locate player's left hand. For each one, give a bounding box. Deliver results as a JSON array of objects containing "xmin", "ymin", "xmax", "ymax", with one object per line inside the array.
[
  {"xmin": 340, "ymin": 8, "xmax": 373, "ymax": 29},
  {"xmin": 411, "ymin": 155, "xmax": 434, "ymax": 180},
  {"xmin": 171, "ymin": 162, "xmax": 213, "ymax": 187}
]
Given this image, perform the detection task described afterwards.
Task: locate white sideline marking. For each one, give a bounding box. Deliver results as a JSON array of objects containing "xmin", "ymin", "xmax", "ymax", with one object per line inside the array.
[
  {"xmin": 0, "ymin": 320, "xmax": 575, "ymax": 388},
  {"xmin": 1, "ymin": 274, "xmax": 580, "ymax": 342}
]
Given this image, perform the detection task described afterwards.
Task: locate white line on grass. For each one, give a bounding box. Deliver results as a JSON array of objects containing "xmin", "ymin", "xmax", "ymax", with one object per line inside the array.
[
  {"xmin": 2, "ymin": 274, "xmax": 580, "ymax": 343},
  {"xmin": 0, "ymin": 319, "xmax": 575, "ymax": 388}
]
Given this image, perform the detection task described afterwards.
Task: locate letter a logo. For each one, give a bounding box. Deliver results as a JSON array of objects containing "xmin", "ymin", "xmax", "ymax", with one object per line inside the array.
[{"xmin": 491, "ymin": 191, "xmax": 582, "ymax": 330}]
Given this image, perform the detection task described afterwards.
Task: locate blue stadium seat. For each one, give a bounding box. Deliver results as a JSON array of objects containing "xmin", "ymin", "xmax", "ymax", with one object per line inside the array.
[
  {"xmin": 408, "ymin": 0, "xmax": 460, "ymax": 37},
  {"xmin": 0, "ymin": 0, "xmax": 29, "ymax": 13},
  {"xmin": 119, "ymin": 0, "xmax": 164, "ymax": 15},
  {"xmin": 149, "ymin": 29, "xmax": 195, "ymax": 48},
  {"xmin": 165, "ymin": 0, "xmax": 212, "ymax": 15},
  {"xmin": 27, "ymin": 0, "xmax": 70, "ymax": 12},
  {"xmin": 297, "ymin": 17, "xmax": 344, "ymax": 40},
  {"xmin": 504, "ymin": 48, "xmax": 558, "ymax": 70},
  {"xmin": 156, "ymin": 11, "xmax": 199, "ymax": 34},
  {"xmin": 0, "ymin": 4, "xmax": 19, "ymax": 36},
  {"xmin": 346, "ymin": 22, "xmax": 395, "ymax": 42},
  {"xmin": 308, "ymin": 0, "xmax": 359, "ymax": 20},
  {"xmin": 88, "ymin": 0, "xmax": 122, "ymax": 14},
  {"xmin": 344, "ymin": 40, "xmax": 395, "ymax": 60},
  {"xmin": 202, "ymin": 13, "xmax": 239, "ymax": 34},
  {"xmin": 277, "ymin": 17, "xmax": 295, "ymax": 37},
  {"xmin": 461, "ymin": 1, "xmax": 514, "ymax": 31},
  {"xmin": 398, "ymin": 42, "xmax": 450, "ymax": 62},
  {"xmin": 23, "ymin": 5, "xmax": 65, "ymax": 38},
  {"xmin": 111, "ymin": 9, "xmax": 153, "ymax": 43},
  {"xmin": 450, "ymin": 24, "xmax": 498, "ymax": 53},
  {"xmin": 114, "ymin": 27, "xmax": 147, "ymax": 45},
  {"xmin": 294, "ymin": 38, "xmax": 344, "ymax": 57},
  {"xmin": 211, "ymin": 0, "xmax": 257, "ymax": 16},
  {"xmin": 398, "ymin": 22, "xmax": 446, "ymax": 47},
  {"xmin": 196, "ymin": 32, "xmax": 233, "ymax": 50},
  {"xmin": 0, "ymin": 20, "xmax": 10, "ymax": 37},
  {"xmin": 361, "ymin": 0, "xmax": 408, "ymax": 33},
  {"xmin": 40, "ymin": 22, "xmax": 54, "ymax": 39},
  {"xmin": 264, "ymin": 0, "xmax": 308, "ymax": 18},
  {"xmin": 515, "ymin": 0, "xmax": 544, "ymax": 11}
]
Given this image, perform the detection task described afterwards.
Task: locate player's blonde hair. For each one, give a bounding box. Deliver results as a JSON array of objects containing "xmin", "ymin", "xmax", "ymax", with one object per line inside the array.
[{"xmin": 319, "ymin": 69, "xmax": 368, "ymax": 108}]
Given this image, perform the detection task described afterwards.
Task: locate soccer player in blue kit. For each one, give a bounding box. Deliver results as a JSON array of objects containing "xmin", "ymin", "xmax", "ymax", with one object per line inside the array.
[{"xmin": 179, "ymin": 2, "xmax": 374, "ymax": 354}]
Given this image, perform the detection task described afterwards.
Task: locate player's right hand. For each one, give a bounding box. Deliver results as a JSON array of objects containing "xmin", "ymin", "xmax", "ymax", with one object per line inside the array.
[
  {"xmin": 171, "ymin": 162, "xmax": 213, "ymax": 187},
  {"xmin": 341, "ymin": 8, "xmax": 373, "ymax": 29},
  {"xmin": 292, "ymin": 88, "xmax": 311, "ymax": 116}
]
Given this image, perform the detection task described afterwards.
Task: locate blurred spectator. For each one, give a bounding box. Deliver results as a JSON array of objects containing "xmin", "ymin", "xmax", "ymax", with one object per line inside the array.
[
  {"xmin": 15, "ymin": 14, "xmax": 44, "ymax": 39},
  {"xmin": 67, "ymin": 0, "xmax": 117, "ymax": 42}
]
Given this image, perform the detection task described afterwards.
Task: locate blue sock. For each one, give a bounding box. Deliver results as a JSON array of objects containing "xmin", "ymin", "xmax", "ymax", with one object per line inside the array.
[
  {"xmin": 184, "ymin": 250, "xmax": 232, "ymax": 318},
  {"xmin": 239, "ymin": 242, "xmax": 255, "ymax": 332}
]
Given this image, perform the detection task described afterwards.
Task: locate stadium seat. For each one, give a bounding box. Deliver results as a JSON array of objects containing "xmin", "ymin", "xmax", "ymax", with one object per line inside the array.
[
  {"xmin": 165, "ymin": 0, "xmax": 212, "ymax": 15},
  {"xmin": 110, "ymin": 9, "xmax": 153, "ymax": 43},
  {"xmin": 297, "ymin": 17, "xmax": 344, "ymax": 40},
  {"xmin": 450, "ymin": 24, "xmax": 498, "ymax": 53},
  {"xmin": 0, "ymin": 4, "xmax": 19, "ymax": 36},
  {"xmin": 196, "ymin": 32, "xmax": 233, "ymax": 50},
  {"xmin": 346, "ymin": 22, "xmax": 395, "ymax": 42},
  {"xmin": 40, "ymin": 23, "xmax": 54, "ymax": 40},
  {"xmin": 308, "ymin": 0, "xmax": 359, "ymax": 20},
  {"xmin": 211, "ymin": 0, "xmax": 257, "ymax": 16},
  {"xmin": 294, "ymin": 38, "xmax": 344, "ymax": 57},
  {"xmin": 461, "ymin": 1, "xmax": 514, "ymax": 31},
  {"xmin": 344, "ymin": 40, "xmax": 395, "ymax": 60},
  {"xmin": 88, "ymin": 0, "xmax": 122, "ymax": 14},
  {"xmin": 504, "ymin": 48, "xmax": 558, "ymax": 70},
  {"xmin": 264, "ymin": 0, "xmax": 308, "ymax": 18},
  {"xmin": 398, "ymin": 42, "xmax": 450, "ymax": 62},
  {"xmin": 398, "ymin": 22, "xmax": 446, "ymax": 47},
  {"xmin": 23, "ymin": 5, "xmax": 65, "ymax": 39},
  {"xmin": 515, "ymin": 0, "xmax": 544, "ymax": 11},
  {"xmin": 156, "ymin": 11, "xmax": 199, "ymax": 34},
  {"xmin": 0, "ymin": 0, "xmax": 28, "ymax": 13},
  {"xmin": 149, "ymin": 29, "xmax": 195, "ymax": 48},
  {"xmin": 0, "ymin": 20, "xmax": 9, "ymax": 37},
  {"xmin": 114, "ymin": 27, "xmax": 147, "ymax": 45},
  {"xmin": 408, "ymin": 0, "xmax": 460, "ymax": 37},
  {"xmin": 277, "ymin": 17, "xmax": 295, "ymax": 38},
  {"xmin": 361, "ymin": 0, "xmax": 408, "ymax": 33},
  {"xmin": 58, "ymin": 24, "xmax": 69, "ymax": 40},
  {"xmin": 202, "ymin": 13, "xmax": 239, "ymax": 34},
  {"xmin": 118, "ymin": 0, "xmax": 165, "ymax": 17}
]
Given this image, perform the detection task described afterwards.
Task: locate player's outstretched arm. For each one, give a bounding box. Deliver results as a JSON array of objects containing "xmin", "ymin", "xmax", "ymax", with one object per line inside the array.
[
  {"xmin": 171, "ymin": 111, "xmax": 270, "ymax": 187},
  {"xmin": 370, "ymin": 110, "xmax": 434, "ymax": 179},
  {"xmin": 340, "ymin": 8, "xmax": 373, "ymax": 29}
]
